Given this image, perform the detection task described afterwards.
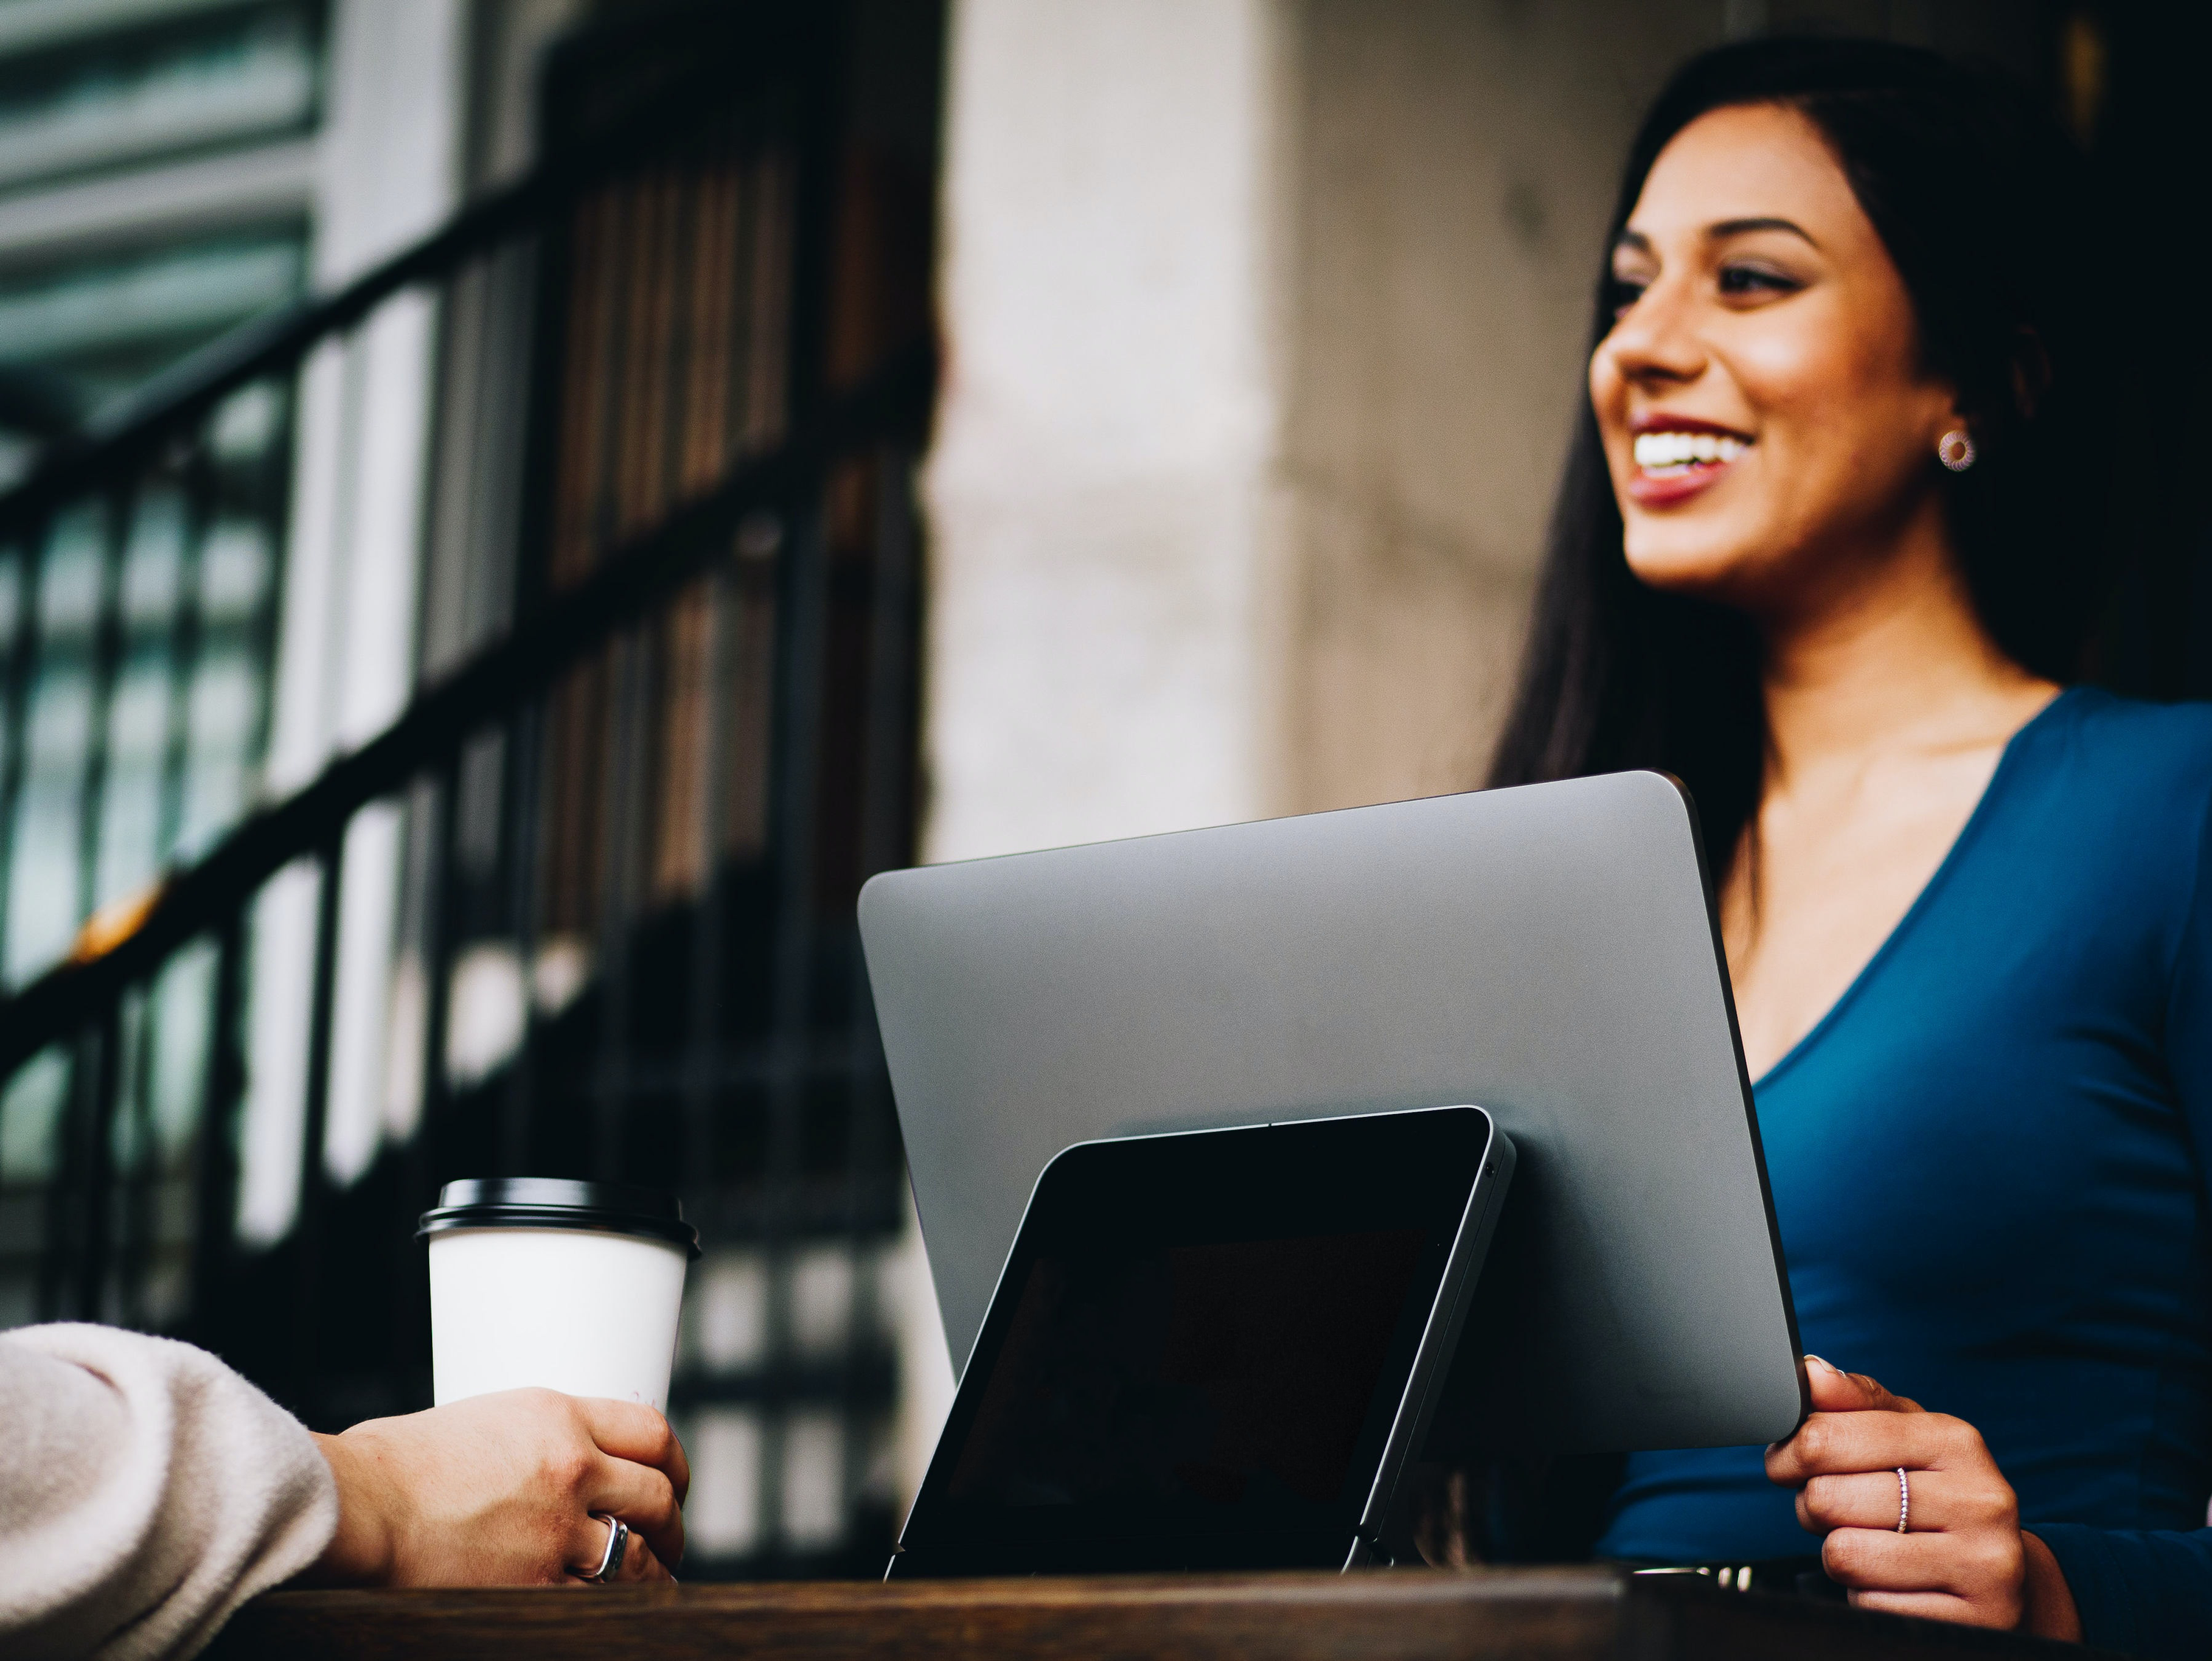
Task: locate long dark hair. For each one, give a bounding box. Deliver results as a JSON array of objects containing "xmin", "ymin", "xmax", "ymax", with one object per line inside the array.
[{"xmin": 1486, "ymin": 38, "xmax": 2108, "ymax": 874}]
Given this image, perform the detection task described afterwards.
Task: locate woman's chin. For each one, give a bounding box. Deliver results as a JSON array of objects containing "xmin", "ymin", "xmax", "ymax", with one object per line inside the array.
[{"xmin": 1621, "ymin": 539, "xmax": 1769, "ymax": 603}]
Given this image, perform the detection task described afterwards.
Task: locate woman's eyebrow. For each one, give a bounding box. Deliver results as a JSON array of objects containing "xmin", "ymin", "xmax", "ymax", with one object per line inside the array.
[
  {"xmin": 1613, "ymin": 229, "xmax": 1654, "ymax": 257},
  {"xmin": 1706, "ymin": 215, "xmax": 1819, "ymax": 247}
]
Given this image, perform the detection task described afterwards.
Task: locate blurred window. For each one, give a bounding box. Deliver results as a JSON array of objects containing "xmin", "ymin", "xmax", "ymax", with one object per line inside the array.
[
  {"xmin": 0, "ymin": 230, "xmax": 305, "ymax": 479},
  {"xmin": 0, "ymin": 1, "xmax": 321, "ymax": 198}
]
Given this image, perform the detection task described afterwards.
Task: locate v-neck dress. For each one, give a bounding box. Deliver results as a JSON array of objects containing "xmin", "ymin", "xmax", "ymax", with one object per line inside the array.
[{"xmin": 1592, "ymin": 687, "xmax": 2212, "ymax": 1659}]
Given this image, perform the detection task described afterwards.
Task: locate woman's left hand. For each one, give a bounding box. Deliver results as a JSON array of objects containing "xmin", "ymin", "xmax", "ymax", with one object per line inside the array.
[{"xmin": 1764, "ymin": 1356, "xmax": 2080, "ymax": 1639}]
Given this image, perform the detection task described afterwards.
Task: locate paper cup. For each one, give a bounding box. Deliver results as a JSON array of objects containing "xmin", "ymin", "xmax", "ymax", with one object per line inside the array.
[{"xmin": 418, "ymin": 1178, "xmax": 701, "ymax": 1414}]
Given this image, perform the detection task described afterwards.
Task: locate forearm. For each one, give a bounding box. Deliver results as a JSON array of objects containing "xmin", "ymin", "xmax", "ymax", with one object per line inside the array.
[
  {"xmin": 2020, "ymin": 1531, "xmax": 2082, "ymax": 1643},
  {"xmin": 2031, "ymin": 1522, "xmax": 2212, "ymax": 1661}
]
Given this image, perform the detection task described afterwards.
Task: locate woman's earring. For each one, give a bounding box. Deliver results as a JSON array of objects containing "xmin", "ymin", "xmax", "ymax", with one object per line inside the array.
[{"xmin": 1938, "ymin": 428, "xmax": 1977, "ymax": 472}]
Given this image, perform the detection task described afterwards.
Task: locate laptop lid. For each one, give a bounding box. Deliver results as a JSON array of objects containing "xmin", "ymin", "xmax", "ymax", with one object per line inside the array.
[
  {"xmin": 893, "ymin": 1108, "xmax": 1509, "ymax": 1575},
  {"xmin": 860, "ymin": 770, "xmax": 1806, "ymax": 1455}
]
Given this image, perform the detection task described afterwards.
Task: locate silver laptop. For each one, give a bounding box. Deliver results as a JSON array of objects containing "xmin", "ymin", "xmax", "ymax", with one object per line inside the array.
[{"xmin": 860, "ymin": 770, "xmax": 1806, "ymax": 1454}]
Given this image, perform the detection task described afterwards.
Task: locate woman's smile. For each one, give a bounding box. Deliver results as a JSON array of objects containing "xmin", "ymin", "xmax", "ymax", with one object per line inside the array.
[
  {"xmin": 1588, "ymin": 102, "xmax": 1959, "ymax": 610},
  {"xmin": 1627, "ymin": 413, "xmax": 1752, "ymax": 506}
]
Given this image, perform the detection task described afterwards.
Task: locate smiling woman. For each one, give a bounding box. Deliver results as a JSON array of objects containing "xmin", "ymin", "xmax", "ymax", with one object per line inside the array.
[{"xmin": 1485, "ymin": 38, "xmax": 2212, "ymax": 1661}]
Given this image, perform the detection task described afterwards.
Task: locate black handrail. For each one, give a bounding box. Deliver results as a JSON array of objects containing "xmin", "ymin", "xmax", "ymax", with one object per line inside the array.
[
  {"xmin": 0, "ymin": 340, "xmax": 934, "ymax": 1079},
  {"xmin": 0, "ymin": 8, "xmax": 928, "ymax": 1571}
]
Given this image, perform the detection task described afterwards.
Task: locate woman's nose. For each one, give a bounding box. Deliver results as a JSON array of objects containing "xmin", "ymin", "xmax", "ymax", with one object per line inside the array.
[{"xmin": 1600, "ymin": 279, "xmax": 1707, "ymax": 390}]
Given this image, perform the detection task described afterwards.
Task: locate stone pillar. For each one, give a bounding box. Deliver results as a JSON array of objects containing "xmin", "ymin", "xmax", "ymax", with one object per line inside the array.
[{"xmin": 922, "ymin": 0, "xmax": 1290, "ymax": 866}]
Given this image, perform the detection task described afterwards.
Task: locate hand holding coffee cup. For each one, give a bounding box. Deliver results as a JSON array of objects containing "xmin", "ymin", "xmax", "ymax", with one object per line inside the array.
[
  {"xmin": 311, "ymin": 1387, "xmax": 689, "ymax": 1585},
  {"xmin": 341, "ymin": 1178, "xmax": 705, "ymax": 1585}
]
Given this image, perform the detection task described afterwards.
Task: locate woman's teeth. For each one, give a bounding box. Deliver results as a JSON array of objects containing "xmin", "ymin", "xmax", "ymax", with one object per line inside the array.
[{"xmin": 1633, "ymin": 431, "xmax": 1747, "ymax": 473}]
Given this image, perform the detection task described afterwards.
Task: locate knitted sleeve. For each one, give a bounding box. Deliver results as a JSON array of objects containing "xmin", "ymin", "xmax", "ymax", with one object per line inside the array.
[{"xmin": 0, "ymin": 1324, "xmax": 336, "ymax": 1661}]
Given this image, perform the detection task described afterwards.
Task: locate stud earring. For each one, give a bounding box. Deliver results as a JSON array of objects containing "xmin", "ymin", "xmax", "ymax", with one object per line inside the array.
[{"xmin": 1938, "ymin": 428, "xmax": 1977, "ymax": 472}]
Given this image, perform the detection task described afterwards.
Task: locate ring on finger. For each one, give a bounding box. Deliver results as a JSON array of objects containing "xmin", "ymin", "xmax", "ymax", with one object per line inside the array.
[
  {"xmin": 579, "ymin": 1513, "xmax": 630, "ymax": 1583},
  {"xmin": 1895, "ymin": 1468, "xmax": 1910, "ymax": 1534}
]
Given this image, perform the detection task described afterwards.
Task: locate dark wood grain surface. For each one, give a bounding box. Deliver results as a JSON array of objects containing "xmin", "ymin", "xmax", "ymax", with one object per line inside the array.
[{"xmin": 206, "ymin": 1567, "xmax": 2102, "ymax": 1661}]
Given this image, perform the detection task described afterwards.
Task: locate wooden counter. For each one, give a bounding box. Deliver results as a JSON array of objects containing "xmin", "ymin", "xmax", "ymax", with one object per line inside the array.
[{"xmin": 207, "ymin": 1566, "xmax": 2098, "ymax": 1660}]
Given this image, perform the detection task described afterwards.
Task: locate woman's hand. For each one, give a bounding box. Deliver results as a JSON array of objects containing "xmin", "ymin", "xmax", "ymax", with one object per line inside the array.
[
  {"xmin": 1764, "ymin": 1357, "xmax": 2078, "ymax": 1639},
  {"xmin": 308, "ymin": 1388, "xmax": 689, "ymax": 1587}
]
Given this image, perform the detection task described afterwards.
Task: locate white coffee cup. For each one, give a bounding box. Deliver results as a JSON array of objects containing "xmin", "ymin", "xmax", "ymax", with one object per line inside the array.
[{"xmin": 419, "ymin": 1178, "xmax": 701, "ymax": 1415}]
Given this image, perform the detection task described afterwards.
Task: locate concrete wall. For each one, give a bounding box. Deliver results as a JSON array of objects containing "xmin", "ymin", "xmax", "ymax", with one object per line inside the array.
[
  {"xmin": 924, "ymin": 0, "xmax": 1290, "ymax": 863},
  {"xmin": 1274, "ymin": 0, "xmax": 1718, "ymax": 812},
  {"xmin": 923, "ymin": 0, "xmax": 1722, "ymax": 866}
]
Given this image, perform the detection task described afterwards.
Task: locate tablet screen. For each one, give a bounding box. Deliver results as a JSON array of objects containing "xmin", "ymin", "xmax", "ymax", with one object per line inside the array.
[
  {"xmin": 947, "ymin": 1228, "xmax": 1427, "ymax": 1511},
  {"xmin": 900, "ymin": 1107, "xmax": 1496, "ymax": 1568}
]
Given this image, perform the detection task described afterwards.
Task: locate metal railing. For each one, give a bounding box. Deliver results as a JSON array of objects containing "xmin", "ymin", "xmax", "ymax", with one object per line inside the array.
[{"xmin": 0, "ymin": 7, "xmax": 931, "ymax": 1578}]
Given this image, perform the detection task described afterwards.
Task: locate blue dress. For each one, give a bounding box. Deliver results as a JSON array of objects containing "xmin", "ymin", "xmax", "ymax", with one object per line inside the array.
[{"xmin": 1593, "ymin": 688, "xmax": 2212, "ymax": 1659}]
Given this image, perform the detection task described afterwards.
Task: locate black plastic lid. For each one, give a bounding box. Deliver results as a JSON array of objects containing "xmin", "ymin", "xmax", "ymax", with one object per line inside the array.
[{"xmin": 417, "ymin": 1177, "xmax": 701, "ymax": 1258}]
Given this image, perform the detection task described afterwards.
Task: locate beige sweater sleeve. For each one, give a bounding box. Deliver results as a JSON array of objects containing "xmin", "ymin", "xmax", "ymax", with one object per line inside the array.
[{"xmin": 0, "ymin": 1324, "xmax": 337, "ymax": 1661}]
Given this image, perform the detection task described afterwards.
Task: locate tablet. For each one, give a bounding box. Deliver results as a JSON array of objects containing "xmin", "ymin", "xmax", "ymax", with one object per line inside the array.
[{"xmin": 888, "ymin": 1107, "xmax": 1514, "ymax": 1577}]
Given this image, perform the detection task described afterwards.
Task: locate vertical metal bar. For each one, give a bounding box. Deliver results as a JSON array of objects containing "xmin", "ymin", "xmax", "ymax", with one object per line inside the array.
[
  {"xmin": 592, "ymin": 629, "xmax": 650, "ymax": 1180},
  {"xmin": 760, "ymin": 496, "xmax": 830, "ymax": 1556},
  {"xmin": 121, "ymin": 981, "xmax": 159, "ymax": 1328},
  {"xmin": 469, "ymin": 97, "xmax": 572, "ymax": 1349},
  {"xmin": 661, "ymin": 158, "xmax": 701, "ymax": 513},
  {"xmin": 502, "ymin": 700, "xmax": 546, "ymax": 1172},
  {"xmin": 35, "ymin": 1031, "xmax": 86, "ymax": 1323},
  {"xmin": 387, "ymin": 774, "xmax": 442, "ymax": 1407},
  {"xmin": 849, "ymin": 447, "xmax": 918, "ymax": 1143},
  {"xmin": 746, "ymin": 29, "xmax": 847, "ymax": 1562},
  {"xmin": 128, "ymin": 446, "xmax": 216, "ymax": 1334},
  {"xmin": 740, "ymin": 18, "xmax": 849, "ymax": 1562},
  {"xmin": 45, "ymin": 498, "xmax": 133, "ymax": 1322},
  {"xmin": 780, "ymin": 7, "xmax": 849, "ymax": 431},
  {"xmin": 591, "ymin": 186, "xmax": 639, "ymax": 559},
  {"xmin": 35, "ymin": 1005, "xmax": 123, "ymax": 1323},
  {"xmin": 474, "ymin": 246, "xmax": 535, "ymax": 643},
  {"xmin": 569, "ymin": 171, "xmax": 644, "ymax": 1186},
  {"xmin": 420, "ymin": 760, "xmax": 462, "ymax": 1199},
  {"xmin": 189, "ymin": 917, "xmax": 246, "ymax": 1340},
  {"xmin": 76, "ymin": 490, "xmax": 135, "ymax": 928},
  {"xmin": 159, "ymin": 453, "xmax": 213, "ymax": 862},
  {"xmin": 291, "ymin": 831, "xmax": 347, "ymax": 1400},
  {"xmin": 240, "ymin": 377, "xmax": 297, "ymax": 821},
  {"xmin": 725, "ymin": 145, "xmax": 764, "ymax": 455},
  {"xmin": 392, "ymin": 762, "xmax": 458, "ymax": 1406},
  {"xmin": 0, "ymin": 509, "xmax": 55, "ymax": 969},
  {"xmin": 78, "ymin": 1003, "xmax": 123, "ymax": 1320},
  {"xmin": 841, "ymin": 445, "xmax": 919, "ymax": 1533},
  {"xmin": 32, "ymin": 490, "xmax": 134, "ymax": 1329},
  {"xmin": 585, "ymin": 153, "xmax": 663, "ymax": 1190},
  {"xmin": 507, "ymin": 217, "xmax": 576, "ymax": 634},
  {"xmin": 644, "ymin": 161, "xmax": 699, "ymax": 920},
  {"xmin": 414, "ymin": 255, "xmax": 473, "ymax": 685},
  {"xmin": 683, "ymin": 560, "xmax": 738, "ymax": 1210},
  {"xmin": 676, "ymin": 129, "xmax": 736, "ymax": 1209}
]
